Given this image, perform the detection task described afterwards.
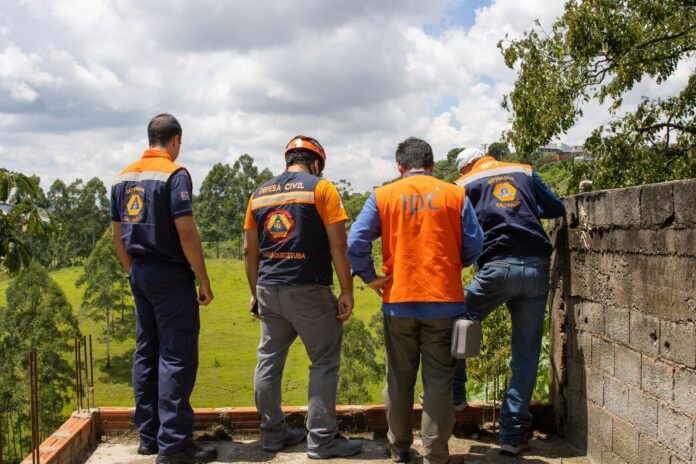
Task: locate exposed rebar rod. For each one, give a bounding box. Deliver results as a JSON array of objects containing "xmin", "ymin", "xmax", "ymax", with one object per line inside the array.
[
  {"xmin": 83, "ymin": 336, "xmax": 89, "ymax": 411},
  {"xmin": 89, "ymin": 335, "xmax": 95, "ymax": 407},
  {"xmin": 1, "ymin": 410, "xmax": 4, "ymax": 464},
  {"xmin": 76, "ymin": 338, "xmax": 83, "ymax": 411},
  {"xmin": 29, "ymin": 347, "xmax": 40, "ymax": 464},
  {"xmin": 73, "ymin": 339, "xmax": 80, "ymax": 413}
]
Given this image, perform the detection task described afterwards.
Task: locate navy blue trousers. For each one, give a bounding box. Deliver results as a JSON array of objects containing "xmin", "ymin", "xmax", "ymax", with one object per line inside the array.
[{"xmin": 129, "ymin": 258, "xmax": 200, "ymax": 455}]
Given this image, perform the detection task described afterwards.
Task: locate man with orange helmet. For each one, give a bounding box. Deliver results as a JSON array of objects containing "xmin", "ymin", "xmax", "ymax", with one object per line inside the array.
[
  {"xmin": 243, "ymin": 135, "xmax": 362, "ymax": 459},
  {"xmin": 348, "ymin": 137, "xmax": 483, "ymax": 464}
]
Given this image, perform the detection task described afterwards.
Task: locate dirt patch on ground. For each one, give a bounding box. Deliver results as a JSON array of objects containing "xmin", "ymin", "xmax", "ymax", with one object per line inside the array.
[{"xmin": 84, "ymin": 430, "xmax": 589, "ymax": 463}]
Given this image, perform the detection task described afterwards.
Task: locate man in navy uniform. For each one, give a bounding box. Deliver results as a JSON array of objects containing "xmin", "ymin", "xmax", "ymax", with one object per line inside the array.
[
  {"xmin": 453, "ymin": 147, "xmax": 566, "ymax": 456},
  {"xmin": 244, "ymin": 135, "xmax": 362, "ymax": 460},
  {"xmin": 111, "ymin": 114, "xmax": 216, "ymax": 464}
]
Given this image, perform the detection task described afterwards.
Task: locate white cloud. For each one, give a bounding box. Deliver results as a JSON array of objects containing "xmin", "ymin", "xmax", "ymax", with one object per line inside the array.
[{"xmin": 0, "ymin": 0, "xmax": 690, "ymax": 194}]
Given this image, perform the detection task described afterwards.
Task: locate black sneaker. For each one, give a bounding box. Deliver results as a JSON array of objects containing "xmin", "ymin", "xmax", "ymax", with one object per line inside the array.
[
  {"xmin": 262, "ymin": 428, "xmax": 306, "ymax": 452},
  {"xmin": 137, "ymin": 442, "xmax": 158, "ymax": 455},
  {"xmin": 156, "ymin": 443, "xmax": 218, "ymax": 463}
]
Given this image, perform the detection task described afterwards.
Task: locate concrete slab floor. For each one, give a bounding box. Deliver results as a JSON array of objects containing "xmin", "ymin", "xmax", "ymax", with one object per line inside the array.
[{"xmin": 84, "ymin": 433, "xmax": 589, "ymax": 464}]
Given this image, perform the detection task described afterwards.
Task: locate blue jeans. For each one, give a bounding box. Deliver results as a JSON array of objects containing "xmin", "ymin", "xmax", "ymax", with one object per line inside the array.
[{"xmin": 454, "ymin": 256, "xmax": 549, "ymax": 445}]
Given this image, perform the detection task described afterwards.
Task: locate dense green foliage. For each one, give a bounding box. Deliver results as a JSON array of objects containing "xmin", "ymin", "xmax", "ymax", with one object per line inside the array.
[
  {"xmin": 433, "ymin": 148, "xmax": 465, "ymax": 183},
  {"xmin": 0, "ymin": 169, "xmax": 58, "ymax": 275},
  {"xmin": 0, "ymin": 262, "xmax": 80, "ymax": 463},
  {"xmin": 335, "ymin": 179, "xmax": 370, "ymax": 227},
  {"xmin": 42, "ymin": 178, "xmax": 110, "ymax": 267},
  {"xmin": 196, "ymin": 155, "xmax": 273, "ymax": 258},
  {"xmin": 337, "ymin": 318, "xmax": 383, "ymax": 404},
  {"xmin": 501, "ymin": 0, "xmax": 696, "ymax": 191},
  {"xmin": 77, "ymin": 229, "xmax": 134, "ymax": 368}
]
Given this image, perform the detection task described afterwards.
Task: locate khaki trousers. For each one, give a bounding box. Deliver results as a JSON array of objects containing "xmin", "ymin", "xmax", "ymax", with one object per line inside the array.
[{"xmin": 383, "ymin": 314, "xmax": 456, "ymax": 464}]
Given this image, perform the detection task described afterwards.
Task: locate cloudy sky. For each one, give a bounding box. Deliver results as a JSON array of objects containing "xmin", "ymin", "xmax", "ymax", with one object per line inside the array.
[{"xmin": 0, "ymin": 0, "xmax": 691, "ymax": 192}]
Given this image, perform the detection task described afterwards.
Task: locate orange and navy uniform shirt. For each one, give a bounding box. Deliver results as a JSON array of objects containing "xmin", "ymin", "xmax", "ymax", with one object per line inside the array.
[
  {"xmin": 454, "ymin": 156, "xmax": 566, "ymax": 267},
  {"xmin": 244, "ymin": 171, "xmax": 348, "ymax": 285},
  {"xmin": 348, "ymin": 171, "xmax": 483, "ymax": 319},
  {"xmin": 110, "ymin": 149, "xmax": 193, "ymax": 264}
]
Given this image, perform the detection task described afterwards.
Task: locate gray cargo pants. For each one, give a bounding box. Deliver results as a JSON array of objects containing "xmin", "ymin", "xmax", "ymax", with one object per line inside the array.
[
  {"xmin": 254, "ymin": 284, "xmax": 343, "ymax": 451},
  {"xmin": 383, "ymin": 314, "xmax": 456, "ymax": 464}
]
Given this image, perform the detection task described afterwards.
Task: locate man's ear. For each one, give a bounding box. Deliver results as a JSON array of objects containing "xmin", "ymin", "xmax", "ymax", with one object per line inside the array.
[
  {"xmin": 397, "ymin": 164, "xmax": 406, "ymax": 176},
  {"xmin": 311, "ymin": 159, "xmax": 321, "ymax": 176}
]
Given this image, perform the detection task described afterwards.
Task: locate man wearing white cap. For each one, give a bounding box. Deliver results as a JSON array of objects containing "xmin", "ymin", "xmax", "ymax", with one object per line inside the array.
[{"xmin": 453, "ymin": 147, "xmax": 565, "ymax": 456}]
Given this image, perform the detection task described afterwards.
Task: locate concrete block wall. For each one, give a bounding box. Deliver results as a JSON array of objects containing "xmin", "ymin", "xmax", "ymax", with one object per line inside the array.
[{"xmin": 549, "ymin": 179, "xmax": 696, "ymax": 464}]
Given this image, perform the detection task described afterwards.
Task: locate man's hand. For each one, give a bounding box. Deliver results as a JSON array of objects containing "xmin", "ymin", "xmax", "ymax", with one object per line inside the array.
[
  {"xmin": 367, "ymin": 274, "xmax": 392, "ymax": 297},
  {"xmin": 337, "ymin": 292, "xmax": 354, "ymax": 321},
  {"xmin": 197, "ymin": 281, "xmax": 214, "ymax": 306},
  {"xmin": 250, "ymin": 294, "xmax": 260, "ymax": 320}
]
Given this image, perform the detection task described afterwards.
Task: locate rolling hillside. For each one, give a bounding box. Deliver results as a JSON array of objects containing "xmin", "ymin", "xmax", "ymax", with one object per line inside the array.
[{"xmin": 0, "ymin": 259, "xmax": 386, "ymax": 408}]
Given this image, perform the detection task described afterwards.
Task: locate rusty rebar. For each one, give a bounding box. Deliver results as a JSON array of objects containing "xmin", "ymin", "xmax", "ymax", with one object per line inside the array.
[
  {"xmin": 83, "ymin": 336, "xmax": 90, "ymax": 411},
  {"xmin": 74, "ymin": 338, "xmax": 83, "ymax": 412},
  {"xmin": 29, "ymin": 347, "xmax": 39, "ymax": 464},
  {"xmin": 73, "ymin": 338, "xmax": 80, "ymax": 413},
  {"xmin": 89, "ymin": 335, "xmax": 95, "ymax": 407},
  {"xmin": 78, "ymin": 338, "xmax": 84, "ymax": 411},
  {"xmin": 1, "ymin": 410, "xmax": 4, "ymax": 464}
]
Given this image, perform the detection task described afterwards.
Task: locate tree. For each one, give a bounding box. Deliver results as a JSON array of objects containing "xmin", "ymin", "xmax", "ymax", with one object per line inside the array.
[
  {"xmin": 0, "ymin": 169, "xmax": 58, "ymax": 275},
  {"xmin": 77, "ymin": 228, "xmax": 134, "ymax": 368},
  {"xmin": 337, "ymin": 318, "xmax": 383, "ymax": 404},
  {"xmin": 500, "ymin": 0, "xmax": 696, "ymax": 191},
  {"xmin": 232, "ymin": 154, "xmax": 274, "ymax": 231},
  {"xmin": 432, "ymin": 148, "xmax": 464, "ymax": 183},
  {"xmin": 465, "ymin": 307, "xmax": 512, "ymax": 403},
  {"xmin": 195, "ymin": 155, "xmax": 273, "ymax": 258},
  {"xmin": 197, "ymin": 163, "xmax": 236, "ymax": 258},
  {"xmin": 487, "ymin": 142, "xmax": 510, "ymax": 161},
  {"xmin": 335, "ymin": 180, "xmax": 370, "ymax": 227},
  {"xmin": 76, "ymin": 178, "xmax": 110, "ymax": 257},
  {"xmin": 0, "ymin": 262, "xmax": 80, "ymax": 460},
  {"xmin": 46, "ymin": 179, "xmax": 82, "ymax": 267}
]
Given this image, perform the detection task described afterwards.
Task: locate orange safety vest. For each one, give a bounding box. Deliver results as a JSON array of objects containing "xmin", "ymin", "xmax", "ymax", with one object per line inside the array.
[{"xmin": 374, "ymin": 173, "xmax": 465, "ymax": 304}]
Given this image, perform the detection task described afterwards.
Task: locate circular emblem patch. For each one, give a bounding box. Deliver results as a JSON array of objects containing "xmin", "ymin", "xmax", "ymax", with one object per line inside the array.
[{"xmin": 264, "ymin": 209, "xmax": 295, "ymax": 242}]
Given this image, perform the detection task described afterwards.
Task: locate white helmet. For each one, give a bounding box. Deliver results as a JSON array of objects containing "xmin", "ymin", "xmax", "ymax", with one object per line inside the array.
[{"xmin": 456, "ymin": 147, "xmax": 486, "ymax": 172}]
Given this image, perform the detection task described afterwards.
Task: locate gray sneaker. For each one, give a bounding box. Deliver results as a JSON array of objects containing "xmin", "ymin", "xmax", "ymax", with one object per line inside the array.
[
  {"xmin": 307, "ymin": 434, "xmax": 363, "ymax": 459},
  {"xmin": 500, "ymin": 437, "xmax": 529, "ymax": 456},
  {"xmin": 263, "ymin": 428, "xmax": 306, "ymax": 452}
]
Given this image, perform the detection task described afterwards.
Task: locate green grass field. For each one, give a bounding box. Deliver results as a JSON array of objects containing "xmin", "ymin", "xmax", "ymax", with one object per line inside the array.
[{"xmin": 0, "ymin": 259, "xmax": 387, "ymax": 408}]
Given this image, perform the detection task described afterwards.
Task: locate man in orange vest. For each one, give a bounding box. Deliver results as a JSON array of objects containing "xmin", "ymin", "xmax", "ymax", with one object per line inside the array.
[{"xmin": 348, "ymin": 137, "xmax": 483, "ymax": 464}]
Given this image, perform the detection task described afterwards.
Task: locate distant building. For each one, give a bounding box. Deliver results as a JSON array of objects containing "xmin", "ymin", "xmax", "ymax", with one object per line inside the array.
[
  {"xmin": 570, "ymin": 145, "xmax": 592, "ymax": 162},
  {"xmin": 538, "ymin": 142, "xmax": 592, "ymax": 162}
]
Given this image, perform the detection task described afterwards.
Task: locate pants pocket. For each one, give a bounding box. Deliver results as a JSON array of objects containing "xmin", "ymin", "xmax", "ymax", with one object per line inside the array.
[
  {"xmin": 291, "ymin": 285, "xmax": 335, "ymax": 320},
  {"xmin": 535, "ymin": 268, "xmax": 551, "ymax": 296}
]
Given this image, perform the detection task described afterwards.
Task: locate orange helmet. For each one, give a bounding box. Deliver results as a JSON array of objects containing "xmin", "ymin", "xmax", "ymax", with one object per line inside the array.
[{"xmin": 284, "ymin": 135, "xmax": 326, "ymax": 161}]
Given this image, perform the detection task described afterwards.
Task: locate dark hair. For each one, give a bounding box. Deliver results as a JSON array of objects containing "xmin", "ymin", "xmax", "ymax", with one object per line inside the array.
[
  {"xmin": 147, "ymin": 113, "xmax": 182, "ymax": 147},
  {"xmin": 286, "ymin": 149, "xmax": 324, "ymax": 172},
  {"xmin": 395, "ymin": 137, "xmax": 434, "ymax": 170}
]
